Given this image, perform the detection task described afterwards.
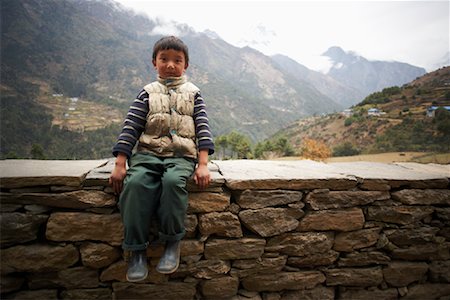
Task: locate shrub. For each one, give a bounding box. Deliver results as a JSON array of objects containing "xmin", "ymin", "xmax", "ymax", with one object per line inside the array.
[
  {"xmin": 344, "ymin": 118, "xmax": 353, "ymax": 126},
  {"xmin": 301, "ymin": 138, "xmax": 331, "ymax": 161},
  {"xmin": 332, "ymin": 142, "xmax": 361, "ymax": 157}
]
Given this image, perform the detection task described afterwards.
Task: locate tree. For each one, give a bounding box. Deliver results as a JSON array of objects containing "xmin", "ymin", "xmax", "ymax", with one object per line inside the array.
[
  {"xmin": 227, "ymin": 131, "xmax": 252, "ymax": 159},
  {"xmin": 434, "ymin": 107, "xmax": 450, "ymax": 150},
  {"xmin": 435, "ymin": 107, "xmax": 450, "ymax": 134},
  {"xmin": 253, "ymin": 136, "xmax": 296, "ymax": 159},
  {"xmin": 214, "ymin": 131, "xmax": 252, "ymax": 159},
  {"xmin": 274, "ymin": 136, "xmax": 295, "ymax": 157},
  {"xmin": 30, "ymin": 144, "xmax": 46, "ymax": 159},
  {"xmin": 215, "ymin": 135, "xmax": 229, "ymax": 160}
]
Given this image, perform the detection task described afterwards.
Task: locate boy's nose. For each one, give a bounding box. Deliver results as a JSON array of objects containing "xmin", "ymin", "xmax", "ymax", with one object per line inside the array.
[{"xmin": 167, "ymin": 61, "xmax": 175, "ymax": 69}]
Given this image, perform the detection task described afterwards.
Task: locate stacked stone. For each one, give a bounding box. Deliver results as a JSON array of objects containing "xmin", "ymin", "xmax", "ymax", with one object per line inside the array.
[{"xmin": 0, "ymin": 159, "xmax": 449, "ymax": 299}]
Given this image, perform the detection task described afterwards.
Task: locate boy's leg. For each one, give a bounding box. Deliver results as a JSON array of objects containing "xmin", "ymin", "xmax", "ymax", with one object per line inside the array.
[
  {"xmin": 119, "ymin": 153, "xmax": 165, "ymax": 282},
  {"xmin": 156, "ymin": 157, "xmax": 195, "ymax": 274},
  {"xmin": 119, "ymin": 153, "xmax": 164, "ymax": 250},
  {"xmin": 157, "ymin": 157, "xmax": 195, "ymax": 241}
]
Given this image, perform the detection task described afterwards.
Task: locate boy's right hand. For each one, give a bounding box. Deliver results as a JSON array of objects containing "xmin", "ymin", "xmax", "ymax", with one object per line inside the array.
[{"xmin": 109, "ymin": 154, "xmax": 127, "ymax": 195}]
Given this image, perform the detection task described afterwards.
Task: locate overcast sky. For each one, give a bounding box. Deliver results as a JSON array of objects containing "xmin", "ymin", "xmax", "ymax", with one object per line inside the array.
[{"xmin": 115, "ymin": 0, "xmax": 449, "ymax": 72}]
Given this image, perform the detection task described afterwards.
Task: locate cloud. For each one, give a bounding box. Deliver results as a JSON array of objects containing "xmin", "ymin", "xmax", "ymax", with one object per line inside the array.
[
  {"xmin": 150, "ymin": 20, "xmax": 181, "ymax": 36},
  {"xmin": 237, "ymin": 23, "xmax": 277, "ymax": 49}
]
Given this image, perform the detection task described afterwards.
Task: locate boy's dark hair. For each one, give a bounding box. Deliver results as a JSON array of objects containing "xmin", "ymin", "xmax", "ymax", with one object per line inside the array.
[{"xmin": 152, "ymin": 36, "xmax": 189, "ymax": 66}]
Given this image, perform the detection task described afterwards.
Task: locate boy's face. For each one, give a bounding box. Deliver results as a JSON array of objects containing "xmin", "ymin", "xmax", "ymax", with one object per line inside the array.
[{"xmin": 153, "ymin": 49, "xmax": 187, "ymax": 78}]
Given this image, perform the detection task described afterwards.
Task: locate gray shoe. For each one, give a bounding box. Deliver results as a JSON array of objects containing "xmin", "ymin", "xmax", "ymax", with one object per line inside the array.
[
  {"xmin": 126, "ymin": 250, "xmax": 148, "ymax": 282},
  {"xmin": 156, "ymin": 240, "xmax": 181, "ymax": 274}
]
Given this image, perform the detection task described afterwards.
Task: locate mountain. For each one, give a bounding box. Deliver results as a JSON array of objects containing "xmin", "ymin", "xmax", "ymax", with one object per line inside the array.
[
  {"xmin": 268, "ymin": 66, "xmax": 450, "ymax": 155},
  {"xmin": 323, "ymin": 46, "xmax": 427, "ymax": 96},
  {"xmin": 1, "ymin": 0, "xmax": 157, "ymax": 99},
  {"xmin": 271, "ymin": 54, "xmax": 364, "ymax": 108},
  {"xmin": 181, "ymin": 36, "xmax": 343, "ymax": 140}
]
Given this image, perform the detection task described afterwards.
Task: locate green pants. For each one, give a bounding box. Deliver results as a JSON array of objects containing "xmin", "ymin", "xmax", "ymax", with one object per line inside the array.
[{"xmin": 119, "ymin": 152, "xmax": 195, "ymax": 251}]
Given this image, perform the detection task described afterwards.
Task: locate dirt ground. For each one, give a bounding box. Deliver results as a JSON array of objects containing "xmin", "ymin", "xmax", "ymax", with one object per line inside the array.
[
  {"xmin": 279, "ymin": 152, "xmax": 450, "ymax": 164},
  {"xmin": 326, "ymin": 152, "xmax": 450, "ymax": 164}
]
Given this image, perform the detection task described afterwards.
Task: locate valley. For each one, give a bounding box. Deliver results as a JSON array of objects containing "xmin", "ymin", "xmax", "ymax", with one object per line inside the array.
[
  {"xmin": 38, "ymin": 94, "xmax": 123, "ymax": 132},
  {"xmin": 0, "ymin": 0, "xmax": 444, "ymax": 159}
]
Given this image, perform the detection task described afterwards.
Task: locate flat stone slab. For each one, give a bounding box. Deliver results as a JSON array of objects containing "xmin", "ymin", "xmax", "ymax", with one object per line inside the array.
[
  {"xmin": 214, "ymin": 160, "xmax": 449, "ymax": 190},
  {"xmin": 327, "ymin": 162, "xmax": 449, "ymax": 180},
  {"xmin": 84, "ymin": 158, "xmax": 225, "ymax": 191},
  {"xmin": 1, "ymin": 159, "xmax": 447, "ymax": 190},
  {"xmin": 0, "ymin": 159, "xmax": 108, "ymax": 188},
  {"xmin": 214, "ymin": 160, "xmax": 358, "ymax": 190},
  {"xmin": 393, "ymin": 163, "xmax": 450, "ymax": 178}
]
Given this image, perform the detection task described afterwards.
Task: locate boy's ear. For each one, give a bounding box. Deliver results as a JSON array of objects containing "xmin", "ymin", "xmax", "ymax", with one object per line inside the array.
[
  {"xmin": 152, "ymin": 59, "xmax": 157, "ymax": 68},
  {"xmin": 184, "ymin": 62, "xmax": 189, "ymax": 70}
]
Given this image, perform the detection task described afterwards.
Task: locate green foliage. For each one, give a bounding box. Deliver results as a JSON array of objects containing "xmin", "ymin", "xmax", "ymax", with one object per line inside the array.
[
  {"xmin": 30, "ymin": 144, "xmax": 46, "ymax": 159},
  {"xmin": 332, "ymin": 142, "xmax": 361, "ymax": 157},
  {"xmin": 344, "ymin": 118, "xmax": 353, "ymax": 126},
  {"xmin": 253, "ymin": 136, "xmax": 296, "ymax": 159},
  {"xmin": 274, "ymin": 137, "xmax": 296, "ymax": 157},
  {"xmin": 344, "ymin": 110, "xmax": 366, "ymax": 127},
  {"xmin": 214, "ymin": 132, "xmax": 296, "ymax": 159},
  {"xmin": 358, "ymin": 86, "xmax": 401, "ymax": 106},
  {"xmin": 445, "ymin": 91, "xmax": 450, "ymax": 100},
  {"xmin": 5, "ymin": 152, "xmax": 19, "ymax": 159},
  {"xmin": 433, "ymin": 108, "xmax": 450, "ymax": 150},
  {"xmin": 373, "ymin": 115, "xmax": 448, "ymax": 152},
  {"xmin": 213, "ymin": 131, "xmax": 252, "ymax": 159}
]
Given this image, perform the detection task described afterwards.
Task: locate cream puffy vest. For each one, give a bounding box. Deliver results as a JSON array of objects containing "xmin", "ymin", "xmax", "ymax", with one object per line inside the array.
[{"xmin": 137, "ymin": 77, "xmax": 200, "ymax": 158}]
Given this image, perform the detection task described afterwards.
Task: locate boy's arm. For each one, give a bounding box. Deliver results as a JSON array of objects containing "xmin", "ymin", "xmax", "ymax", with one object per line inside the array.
[
  {"xmin": 109, "ymin": 152, "xmax": 127, "ymax": 195},
  {"xmin": 193, "ymin": 91, "xmax": 214, "ymax": 189},
  {"xmin": 112, "ymin": 89, "xmax": 149, "ymax": 158},
  {"xmin": 193, "ymin": 92, "xmax": 214, "ymax": 154},
  {"xmin": 194, "ymin": 149, "xmax": 210, "ymax": 189},
  {"xmin": 110, "ymin": 89, "xmax": 149, "ymax": 194}
]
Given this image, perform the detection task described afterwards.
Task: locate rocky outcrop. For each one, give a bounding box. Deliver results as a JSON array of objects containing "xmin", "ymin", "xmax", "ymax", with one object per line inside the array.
[{"xmin": 0, "ymin": 159, "xmax": 449, "ymax": 299}]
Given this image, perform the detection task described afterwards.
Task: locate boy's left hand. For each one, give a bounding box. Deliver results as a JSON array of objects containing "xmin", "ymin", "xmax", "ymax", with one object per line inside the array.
[{"xmin": 193, "ymin": 164, "xmax": 211, "ymax": 189}]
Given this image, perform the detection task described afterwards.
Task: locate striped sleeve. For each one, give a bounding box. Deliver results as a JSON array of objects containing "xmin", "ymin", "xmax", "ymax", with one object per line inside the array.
[
  {"xmin": 112, "ymin": 89, "xmax": 149, "ymax": 158},
  {"xmin": 194, "ymin": 92, "xmax": 215, "ymax": 155}
]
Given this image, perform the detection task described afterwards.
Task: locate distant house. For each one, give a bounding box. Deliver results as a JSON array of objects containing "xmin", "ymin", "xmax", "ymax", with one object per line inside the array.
[
  {"xmin": 368, "ymin": 108, "xmax": 381, "ymax": 116},
  {"xmin": 342, "ymin": 109, "xmax": 353, "ymax": 117},
  {"xmin": 427, "ymin": 106, "xmax": 450, "ymax": 117}
]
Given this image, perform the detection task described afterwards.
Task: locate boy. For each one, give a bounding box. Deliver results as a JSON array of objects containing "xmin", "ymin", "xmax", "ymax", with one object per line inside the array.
[{"xmin": 109, "ymin": 36, "xmax": 214, "ymax": 282}]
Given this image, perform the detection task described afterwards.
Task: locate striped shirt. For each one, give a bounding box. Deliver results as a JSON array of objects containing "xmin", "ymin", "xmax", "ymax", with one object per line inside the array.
[{"xmin": 112, "ymin": 89, "xmax": 214, "ymax": 158}]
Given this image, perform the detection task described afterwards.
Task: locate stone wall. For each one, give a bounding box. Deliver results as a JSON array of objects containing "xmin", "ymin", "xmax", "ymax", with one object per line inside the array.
[{"xmin": 1, "ymin": 159, "xmax": 449, "ymax": 299}]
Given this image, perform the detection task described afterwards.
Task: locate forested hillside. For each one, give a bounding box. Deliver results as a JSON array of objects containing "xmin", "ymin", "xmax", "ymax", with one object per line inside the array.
[{"xmin": 265, "ymin": 67, "xmax": 450, "ymax": 158}]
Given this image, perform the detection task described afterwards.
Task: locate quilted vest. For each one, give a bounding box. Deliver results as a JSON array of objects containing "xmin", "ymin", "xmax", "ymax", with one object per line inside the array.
[{"xmin": 137, "ymin": 77, "xmax": 199, "ymax": 158}]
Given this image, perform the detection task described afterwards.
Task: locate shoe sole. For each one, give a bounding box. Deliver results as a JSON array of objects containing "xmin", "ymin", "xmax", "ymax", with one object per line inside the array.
[
  {"xmin": 126, "ymin": 270, "xmax": 149, "ymax": 282},
  {"xmin": 156, "ymin": 258, "xmax": 180, "ymax": 275}
]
